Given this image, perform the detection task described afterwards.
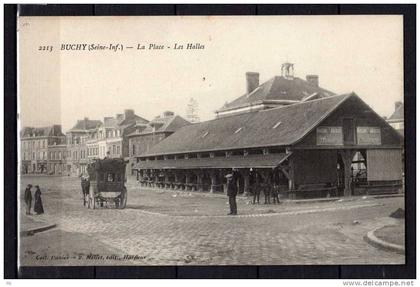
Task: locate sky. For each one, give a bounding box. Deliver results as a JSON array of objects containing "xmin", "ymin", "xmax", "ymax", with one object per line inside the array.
[{"xmin": 18, "ymin": 15, "xmax": 403, "ymax": 132}]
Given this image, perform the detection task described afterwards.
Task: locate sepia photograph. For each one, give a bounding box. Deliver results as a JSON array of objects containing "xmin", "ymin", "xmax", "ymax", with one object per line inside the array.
[{"xmin": 16, "ymin": 14, "xmax": 406, "ymax": 267}]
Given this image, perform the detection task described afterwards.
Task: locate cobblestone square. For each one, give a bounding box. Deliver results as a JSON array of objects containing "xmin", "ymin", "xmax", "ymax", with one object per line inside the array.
[{"xmin": 19, "ymin": 176, "xmax": 405, "ymax": 266}]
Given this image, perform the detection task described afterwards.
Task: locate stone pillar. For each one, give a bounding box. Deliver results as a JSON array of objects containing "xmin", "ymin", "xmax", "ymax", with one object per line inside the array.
[
  {"xmin": 164, "ymin": 172, "xmax": 170, "ymax": 189},
  {"xmin": 154, "ymin": 170, "xmax": 159, "ymax": 188},
  {"xmin": 174, "ymin": 171, "xmax": 180, "ymax": 190},
  {"xmin": 196, "ymin": 171, "xmax": 203, "ymax": 192},
  {"xmin": 210, "ymin": 170, "xmax": 217, "ymax": 193},
  {"xmin": 185, "ymin": 171, "xmax": 191, "ymax": 191}
]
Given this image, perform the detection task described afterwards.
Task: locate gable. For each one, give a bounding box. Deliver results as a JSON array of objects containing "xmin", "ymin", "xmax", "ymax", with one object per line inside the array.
[{"xmin": 297, "ymin": 96, "xmax": 403, "ymax": 148}]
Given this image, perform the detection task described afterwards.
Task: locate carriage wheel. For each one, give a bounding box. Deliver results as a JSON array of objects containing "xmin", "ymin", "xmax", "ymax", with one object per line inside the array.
[{"xmin": 119, "ymin": 187, "xmax": 127, "ymax": 209}]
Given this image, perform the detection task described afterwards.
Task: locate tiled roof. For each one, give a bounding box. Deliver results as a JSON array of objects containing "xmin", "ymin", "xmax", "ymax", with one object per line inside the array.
[
  {"xmin": 141, "ymin": 94, "xmax": 354, "ymax": 157},
  {"xmin": 21, "ymin": 125, "xmax": 64, "ymax": 138},
  {"xmin": 70, "ymin": 119, "xmax": 102, "ymax": 131},
  {"xmin": 388, "ymin": 104, "xmax": 404, "ymax": 121},
  {"xmin": 127, "ymin": 115, "xmax": 190, "ymax": 137},
  {"xmin": 218, "ymin": 76, "xmax": 336, "ymax": 112},
  {"xmin": 102, "ymin": 114, "xmax": 148, "ymax": 129},
  {"xmin": 103, "ymin": 117, "xmax": 119, "ymax": 128},
  {"xmin": 118, "ymin": 115, "xmax": 148, "ymax": 126}
]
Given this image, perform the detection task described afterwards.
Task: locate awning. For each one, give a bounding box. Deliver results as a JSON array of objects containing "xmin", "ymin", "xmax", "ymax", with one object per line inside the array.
[{"xmin": 134, "ymin": 153, "xmax": 291, "ymax": 170}]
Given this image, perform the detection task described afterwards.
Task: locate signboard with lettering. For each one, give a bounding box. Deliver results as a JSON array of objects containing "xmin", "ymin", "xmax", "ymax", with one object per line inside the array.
[
  {"xmin": 357, "ymin": 127, "xmax": 381, "ymax": 145},
  {"xmin": 316, "ymin": 126, "xmax": 343, "ymax": 145}
]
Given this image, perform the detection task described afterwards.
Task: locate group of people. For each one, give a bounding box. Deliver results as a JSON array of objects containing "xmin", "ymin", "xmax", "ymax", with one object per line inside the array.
[
  {"xmin": 250, "ymin": 183, "xmax": 281, "ymax": 205},
  {"xmin": 24, "ymin": 184, "xmax": 44, "ymax": 215},
  {"xmin": 225, "ymin": 170, "xmax": 283, "ymax": 216}
]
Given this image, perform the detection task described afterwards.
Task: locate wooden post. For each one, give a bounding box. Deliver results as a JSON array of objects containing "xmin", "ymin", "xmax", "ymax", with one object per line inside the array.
[
  {"xmin": 220, "ymin": 169, "xmax": 227, "ymax": 194},
  {"xmin": 240, "ymin": 169, "xmax": 250, "ymax": 196},
  {"xmin": 185, "ymin": 171, "xmax": 191, "ymax": 191},
  {"xmin": 339, "ymin": 150, "xmax": 356, "ymax": 197}
]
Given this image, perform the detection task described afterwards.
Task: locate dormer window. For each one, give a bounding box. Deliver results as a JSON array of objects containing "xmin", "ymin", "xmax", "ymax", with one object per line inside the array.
[
  {"xmin": 234, "ymin": 127, "xmax": 243, "ymax": 134},
  {"xmin": 202, "ymin": 131, "xmax": 209, "ymax": 138},
  {"xmin": 272, "ymin": 121, "xmax": 282, "ymax": 129}
]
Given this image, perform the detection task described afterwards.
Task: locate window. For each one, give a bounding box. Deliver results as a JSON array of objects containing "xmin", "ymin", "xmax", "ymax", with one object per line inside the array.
[
  {"xmin": 343, "ymin": 118, "xmax": 355, "ymax": 145},
  {"xmin": 316, "ymin": 126, "xmax": 344, "ymax": 146},
  {"xmin": 117, "ymin": 146, "xmax": 120, "ymax": 155},
  {"xmin": 234, "ymin": 127, "xmax": 243, "ymax": 134},
  {"xmin": 113, "ymin": 145, "xmax": 116, "ymax": 155},
  {"xmin": 132, "ymin": 144, "xmax": 136, "ymax": 155},
  {"xmin": 356, "ymin": 127, "xmax": 381, "ymax": 145},
  {"xmin": 273, "ymin": 121, "xmax": 282, "ymax": 129}
]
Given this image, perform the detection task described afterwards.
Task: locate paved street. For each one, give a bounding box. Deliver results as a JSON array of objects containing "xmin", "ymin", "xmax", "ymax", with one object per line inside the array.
[{"xmin": 19, "ymin": 176, "xmax": 405, "ymax": 266}]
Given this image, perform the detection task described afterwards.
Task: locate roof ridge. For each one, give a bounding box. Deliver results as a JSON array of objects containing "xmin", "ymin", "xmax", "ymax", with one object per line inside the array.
[
  {"xmin": 290, "ymin": 93, "xmax": 356, "ymax": 145},
  {"xmin": 258, "ymin": 93, "xmax": 352, "ymax": 114}
]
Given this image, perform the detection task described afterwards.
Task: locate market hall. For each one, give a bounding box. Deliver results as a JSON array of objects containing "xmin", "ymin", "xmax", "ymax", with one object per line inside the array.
[{"xmin": 135, "ymin": 92, "xmax": 403, "ymax": 198}]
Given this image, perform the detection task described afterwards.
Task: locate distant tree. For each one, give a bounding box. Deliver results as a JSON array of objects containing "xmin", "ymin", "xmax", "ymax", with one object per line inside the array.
[{"xmin": 186, "ymin": 98, "xmax": 200, "ymax": 123}]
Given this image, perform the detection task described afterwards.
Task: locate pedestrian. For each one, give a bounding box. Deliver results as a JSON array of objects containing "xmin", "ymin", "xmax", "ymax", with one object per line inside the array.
[
  {"xmin": 226, "ymin": 171, "xmax": 238, "ymax": 215},
  {"xmin": 81, "ymin": 177, "xmax": 90, "ymax": 206},
  {"xmin": 271, "ymin": 185, "xmax": 280, "ymax": 204},
  {"xmin": 33, "ymin": 185, "xmax": 44, "ymax": 215},
  {"xmin": 24, "ymin": 184, "xmax": 32, "ymax": 215},
  {"xmin": 252, "ymin": 173, "xmax": 261, "ymax": 204}
]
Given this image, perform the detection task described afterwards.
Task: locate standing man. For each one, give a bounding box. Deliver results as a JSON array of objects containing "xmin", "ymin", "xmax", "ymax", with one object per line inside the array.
[
  {"xmin": 24, "ymin": 184, "xmax": 33, "ymax": 215},
  {"xmin": 226, "ymin": 170, "xmax": 238, "ymax": 215}
]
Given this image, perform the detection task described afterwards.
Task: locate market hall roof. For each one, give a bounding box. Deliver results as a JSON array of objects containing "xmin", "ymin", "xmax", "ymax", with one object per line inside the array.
[
  {"xmin": 141, "ymin": 93, "xmax": 359, "ymax": 157},
  {"xmin": 137, "ymin": 153, "xmax": 291, "ymax": 170},
  {"xmin": 217, "ymin": 75, "xmax": 336, "ymax": 113}
]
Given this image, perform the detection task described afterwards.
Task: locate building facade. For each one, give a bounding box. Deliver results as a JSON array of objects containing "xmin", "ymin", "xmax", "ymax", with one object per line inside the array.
[
  {"xmin": 136, "ymin": 69, "xmax": 403, "ymax": 198},
  {"xmin": 128, "ymin": 111, "xmax": 190, "ymax": 178},
  {"xmin": 387, "ymin": 101, "xmax": 404, "ymax": 136},
  {"xmin": 65, "ymin": 110, "xmax": 147, "ymax": 176},
  {"xmin": 66, "ymin": 118, "xmax": 102, "ymax": 176},
  {"xmin": 20, "ymin": 125, "xmax": 65, "ymax": 174},
  {"xmin": 47, "ymin": 144, "xmax": 67, "ymax": 175}
]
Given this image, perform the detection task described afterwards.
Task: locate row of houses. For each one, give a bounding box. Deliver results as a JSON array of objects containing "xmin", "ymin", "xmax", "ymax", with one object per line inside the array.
[
  {"xmin": 20, "ymin": 109, "xmax": 190, "ymax": 177},
  {"xmin": 20, "ymin": 63, "xmax": 404, "ymax": 197}
]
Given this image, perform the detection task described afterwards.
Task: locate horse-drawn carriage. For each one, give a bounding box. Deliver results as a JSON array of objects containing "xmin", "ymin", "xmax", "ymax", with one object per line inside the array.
[{"xmin": 82, "ymin": 158, "xmax": 128, "ymax": 209}]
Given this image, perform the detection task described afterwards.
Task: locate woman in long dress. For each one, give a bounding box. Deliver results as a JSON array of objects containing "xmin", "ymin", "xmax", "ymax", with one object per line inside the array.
[{"xmin": 34, "ymin": 185, "xmax": 44, "ymax": 215}]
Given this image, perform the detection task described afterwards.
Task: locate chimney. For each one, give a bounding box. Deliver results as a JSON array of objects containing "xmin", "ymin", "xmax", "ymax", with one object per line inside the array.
[
  {"xmin": 306, "ymin": 75, "xmax": 319, "ymax": 87},
  {"xmin": 124, "ymin": 109, "xmax": 135, "ymax": 119},
  {"xmin": 163, "ymin": 111, "xmax": 174, "ymax": 118},
  {"xmin": 246, "ymin": 72, "xmax": 259, "ymax": 94},
  {"xmin": 116, "ymin": 114, "xmax": 124, "ymax": 122},
  {"xmin": 395, "ymin": 101, "xmax": 402, "ymax": 111},
  {"xmin": 281, "ymin": 62, "xmax": 294, "ymax": 79}
]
